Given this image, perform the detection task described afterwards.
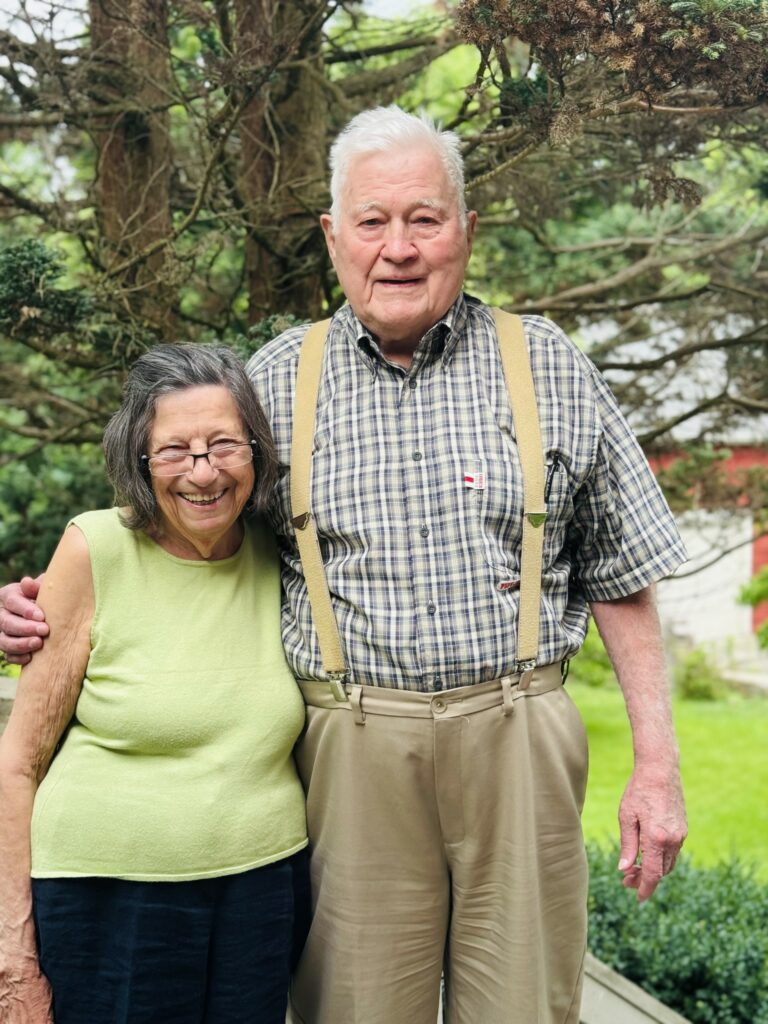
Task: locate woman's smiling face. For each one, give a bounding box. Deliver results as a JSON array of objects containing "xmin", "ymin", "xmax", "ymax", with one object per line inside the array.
[{"xmin": 147, "ymin": 385, "xmax": 255, "ymax": 560}]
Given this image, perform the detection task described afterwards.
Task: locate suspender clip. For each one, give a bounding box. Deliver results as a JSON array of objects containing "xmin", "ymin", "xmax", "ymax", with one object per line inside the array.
[
  {"xmin": 328, "ymin": 672, "xmax": 349, "ymax": 703},
  {"xmin": 515, "ymin": 659, "xmax": 536, "ymax": 691}
]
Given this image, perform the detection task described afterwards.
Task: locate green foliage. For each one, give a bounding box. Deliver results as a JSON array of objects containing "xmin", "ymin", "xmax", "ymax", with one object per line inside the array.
[
  {"xmin": 740, "ymin": 567, "xmax": 768, "ymax": 649},
  {"xmin": 0, "ymin": 446, "xmax": 112, "ymax": 582},
  {"xmin": 235, "ymin": 314, "xmax": 308, "ymax": 360},
  {"xmin": 568, "ymin": 622, "xmax": 615, "ymax": 688},
  {"xmin": 0, "ymin": 241, "xmax": 92, "ymax": 334},
  {"xmin": 673, "ymin": 647, "xmax": 726, "ymax": 700},
  {"xmin": 587, "ymin": 842, "xmax": 768, "ymax": 1024}
]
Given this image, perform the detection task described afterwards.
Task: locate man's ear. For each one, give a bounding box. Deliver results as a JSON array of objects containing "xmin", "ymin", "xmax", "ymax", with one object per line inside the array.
[
  {"xmin": 320, "ymin": 213, "xmax": 336, "ymax": 264},
  {"xmin": 466, "ymin": 210, "xmax": 478, "ymax": 256}
]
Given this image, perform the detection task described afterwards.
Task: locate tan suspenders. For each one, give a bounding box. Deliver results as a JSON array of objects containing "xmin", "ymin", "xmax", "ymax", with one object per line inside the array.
[{"xmin": 289, "ymin": 309, "xmax": 547, "ymax": 699}]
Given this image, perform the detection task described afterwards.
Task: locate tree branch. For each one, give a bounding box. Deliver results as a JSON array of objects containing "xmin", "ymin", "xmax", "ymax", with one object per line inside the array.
[
  {"xmin": 637, "ymin": 394, "xmax": 727, "ymax": 446},
  {"xmin": 323, "ymin": 33, "xmax": 445, "ymax": 63},
  {"xmin": 597, "ymin": 331, "xmax": 768, "ymax": 373}
]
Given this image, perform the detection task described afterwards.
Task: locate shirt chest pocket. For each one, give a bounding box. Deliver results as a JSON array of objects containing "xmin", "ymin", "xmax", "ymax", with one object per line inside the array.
[
  {"xmin": 461, "ymin": 453, "xmax": 524, "ymax": 578},
  {"xmin": 462, "ymin": 450, "xmax": 575, "ymax": 578}
]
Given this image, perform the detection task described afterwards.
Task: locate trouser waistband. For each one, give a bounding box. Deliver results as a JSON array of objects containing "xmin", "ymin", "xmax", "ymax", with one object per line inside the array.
[{"xmin": 297, "ymin": 663, "xmax": 563, "ymax": 721}]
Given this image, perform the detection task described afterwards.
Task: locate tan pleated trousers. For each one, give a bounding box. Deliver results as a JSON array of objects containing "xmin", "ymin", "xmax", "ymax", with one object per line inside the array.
[{"xmin": 287, "ymin": 665, "xmax": 589, "ymax": 1024}]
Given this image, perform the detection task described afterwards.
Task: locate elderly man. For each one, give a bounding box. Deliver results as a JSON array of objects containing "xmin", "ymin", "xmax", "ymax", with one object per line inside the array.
[{"xmin": 1, "ymin": 106, "xmax": 687, "ymax": 1024}]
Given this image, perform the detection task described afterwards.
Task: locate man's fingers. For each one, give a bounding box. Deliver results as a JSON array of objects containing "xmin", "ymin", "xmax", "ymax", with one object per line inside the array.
[
  {"xmin": 637, "ymin": 847, "xmax": 665, "ymax": 902},
  {"xmin": 617, "ymin": 810, "xmax": 639, "ymax": 873},
  {"xmin": 19, "ymin": 574, "xmax": 44, "ymax": 604},
  {"xmin": 0, "ymin": 631, "xmax": 44, "ymax": 656},
  {"xmin": 0, "ymin": 610, "xmax": 48, "ymax": 637},
  {"xmin": 2, "ymin": 581, "xmax": 46, "ymax": 622}
]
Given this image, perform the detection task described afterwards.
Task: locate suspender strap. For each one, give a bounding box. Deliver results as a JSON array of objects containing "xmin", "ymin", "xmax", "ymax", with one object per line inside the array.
[
  {"xmin": 289, "ymin": 310, "xmax": 547, "ymax": 696},
  {"xmin": 290, "ymin": 318, "xmax": 349, "ymax": 701},
  {"xmin": 492, "ymin": 309, "xmax": 546, "ymax": 690}
]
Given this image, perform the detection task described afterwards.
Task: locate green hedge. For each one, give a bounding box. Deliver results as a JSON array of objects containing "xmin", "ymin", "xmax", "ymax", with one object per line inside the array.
[{"xmin": 587, "ymin": 843, "xmax": 768, "ymax": 1023}]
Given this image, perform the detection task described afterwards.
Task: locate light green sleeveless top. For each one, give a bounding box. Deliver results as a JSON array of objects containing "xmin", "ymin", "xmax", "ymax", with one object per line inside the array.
[{"xmin": 31, "ymin": 508, "xmax": 307, "ymax": 881}]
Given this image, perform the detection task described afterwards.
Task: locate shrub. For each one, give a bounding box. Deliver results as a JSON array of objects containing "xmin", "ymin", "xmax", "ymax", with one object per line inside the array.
[
  {"xmin": 587, "ymin": 842, "xmax": 768, "ymax": 1024},
  {"xmin": 569, "ymin": 622, "xmax": 615, "ymax": 688},
  {"xmin": 673, "ymin": 647, "xmax": 726, "ymax": 701}
]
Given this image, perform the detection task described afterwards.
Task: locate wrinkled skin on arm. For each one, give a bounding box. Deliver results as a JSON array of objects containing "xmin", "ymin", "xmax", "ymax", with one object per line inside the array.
[
  {"xmin": 0, "ymin": 528, "xmax": 93, "ymax": 1022},
  {"xmin": 590, "ymin": 585, "xmax": 688, "ymax": 902}
]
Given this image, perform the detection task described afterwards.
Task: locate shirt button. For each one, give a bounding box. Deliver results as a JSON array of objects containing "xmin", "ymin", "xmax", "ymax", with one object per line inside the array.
[
  {"xmin": 412, "ymin": 450, "xmax": 423, "ymax": 462},
  {"xmin": 420, "ymin": 524, "xmax": 430, "ymax": 538},
  {"xmin": 408, "ymin": 378, "xmax": 418, "ymax": 390},
  {"xmin": 426, "ymin": 601, "xmax": 436, "ymax": 615},
  {"xmin": 434, "ymin": 677, "xmax": 443, "ymax": 690}
]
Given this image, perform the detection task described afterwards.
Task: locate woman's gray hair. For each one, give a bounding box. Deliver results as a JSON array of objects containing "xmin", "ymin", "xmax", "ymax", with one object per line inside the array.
[
  {"xmin": 103, "ymin": 343, "xmax": 277, "ymax": 533},
  {"xmin": 328, "ymin": 105, "xmax": 467, "ymax": 228}
]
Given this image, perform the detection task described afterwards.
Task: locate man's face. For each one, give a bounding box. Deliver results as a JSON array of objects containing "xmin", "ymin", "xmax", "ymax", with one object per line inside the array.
[{"xmin": 321, "ymin": 145, "xmax": 477, "ymax": 359}]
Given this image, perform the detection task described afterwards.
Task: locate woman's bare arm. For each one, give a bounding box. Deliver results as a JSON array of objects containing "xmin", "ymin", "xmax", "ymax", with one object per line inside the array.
[{"xmin": 0, "ymin": 526, "xmax": 94, "ymax": 1022}]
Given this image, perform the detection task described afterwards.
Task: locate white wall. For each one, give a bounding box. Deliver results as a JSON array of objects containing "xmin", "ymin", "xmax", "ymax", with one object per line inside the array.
[{"xmin": 656, "ymin": 510, "xmax": 755, "ymax": 662}]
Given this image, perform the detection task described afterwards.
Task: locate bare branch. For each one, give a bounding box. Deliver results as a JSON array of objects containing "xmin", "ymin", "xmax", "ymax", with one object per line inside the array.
[
  {"xmin": 672, "ymin": 529, "xmax": 768, "ymax": 579},
  {"xmin": 598, "ymin": 331, "xmax": 768, "ymax": 373},
  {"xmin": 637, "ymin": 394, "xmax": 727, "ymax": 446},
  {"xmin": 341, "ymin": 29, "xmax": 459, "ymax": 98},
  {"xmin": 324, "ymin": 33, "xmax": 445, "ymax": 63},
  {"xmin": 514, "ymin": 224, "xmax": 768, "ymax": 312}
]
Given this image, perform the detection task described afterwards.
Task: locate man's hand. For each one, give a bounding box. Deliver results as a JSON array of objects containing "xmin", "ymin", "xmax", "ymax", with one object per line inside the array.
[
  {"xmin": 0, "ymin": 577, "xmax": 48, "ymax": 666},
  {"xmin": 590, "ymin": 586, "xmax": 687, "ymax": 902},
  {"xmin": 617, "ymin": 763, "xmax": 687, "ymax": 902}
]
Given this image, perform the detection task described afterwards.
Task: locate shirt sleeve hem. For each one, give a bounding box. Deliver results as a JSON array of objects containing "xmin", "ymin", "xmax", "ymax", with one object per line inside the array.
[{"xmin": 578, "ymin": 543, "xmax": 688, "ymax": 602}]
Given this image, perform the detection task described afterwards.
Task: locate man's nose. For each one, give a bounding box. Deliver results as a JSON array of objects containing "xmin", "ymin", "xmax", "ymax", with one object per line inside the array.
[{"xmin": 380, "ymin": 225, "xmax": 417, "ymax": 261}]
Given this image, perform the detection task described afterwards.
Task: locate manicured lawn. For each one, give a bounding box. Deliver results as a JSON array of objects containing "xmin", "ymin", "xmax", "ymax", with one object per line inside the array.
[{"xmin": 570, "ymin": 681, "xmax": 768, "ymax": 878}]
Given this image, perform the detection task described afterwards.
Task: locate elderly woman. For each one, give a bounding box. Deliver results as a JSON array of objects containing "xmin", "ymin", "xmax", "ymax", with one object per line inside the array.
[{"xmin": 0, "ymin": 345, "xmax": 309, "ymax": 1024}]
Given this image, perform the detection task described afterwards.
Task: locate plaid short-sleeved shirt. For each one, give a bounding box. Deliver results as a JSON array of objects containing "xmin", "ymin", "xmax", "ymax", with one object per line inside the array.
[{"xmin": 246, "ymin": 294, "xmax": 686, "ymax": 692}]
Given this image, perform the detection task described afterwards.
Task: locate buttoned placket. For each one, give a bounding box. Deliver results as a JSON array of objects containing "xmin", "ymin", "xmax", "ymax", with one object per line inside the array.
[{"xmin": 392, "ymin": 333, "xmax": 449, "ymax": 692}]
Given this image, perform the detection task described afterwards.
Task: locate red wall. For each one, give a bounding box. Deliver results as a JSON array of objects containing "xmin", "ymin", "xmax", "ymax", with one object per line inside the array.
[{"xmin": 650, "ymin": 446, "xmax": 768, "ymax": 633}]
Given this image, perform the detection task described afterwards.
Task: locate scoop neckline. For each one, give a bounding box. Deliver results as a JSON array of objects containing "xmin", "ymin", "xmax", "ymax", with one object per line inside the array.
[{"xmin": 139, "ymin": 523, "xmax": 249, "ymax": 567}]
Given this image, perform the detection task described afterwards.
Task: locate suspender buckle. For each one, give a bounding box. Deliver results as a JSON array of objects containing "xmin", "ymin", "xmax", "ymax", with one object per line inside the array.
[
  {"xmin": 525, "ymin": 510, "xmax": 547, "ymax": 528},
  {"xmin": 328, "ymin": 672, "xmax": 349, "ymax": 702},
  {"xmin": 291, "ymin": 512, "xmax": 311, "ymax": 530}
]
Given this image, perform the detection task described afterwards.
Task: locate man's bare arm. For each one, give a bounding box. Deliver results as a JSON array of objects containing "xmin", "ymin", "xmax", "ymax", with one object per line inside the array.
[
  {"xmin": 590, "ymin": 584, "xmax": 687, "ymax": 902},
  {"xmin": 0, "ymin": 577, "xmax": 48, "ymax": 666}
]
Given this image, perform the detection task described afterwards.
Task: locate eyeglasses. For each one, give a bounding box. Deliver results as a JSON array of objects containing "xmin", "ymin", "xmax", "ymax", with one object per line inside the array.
[{"xmin": 141, "ymin": 441, "xmax": 256, "ymax": 478}]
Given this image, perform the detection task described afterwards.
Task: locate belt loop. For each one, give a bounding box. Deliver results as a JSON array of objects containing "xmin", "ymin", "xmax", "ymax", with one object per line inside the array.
[
  {"xmin": 349, "ymin": 685, "xmax": 366, "ymax": 725},
  {"xmin": 500, "ymin": 675, "xmax": 515, "ymax": 716}
]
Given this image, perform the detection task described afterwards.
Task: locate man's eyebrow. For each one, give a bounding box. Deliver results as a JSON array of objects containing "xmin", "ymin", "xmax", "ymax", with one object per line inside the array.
[{"xmin": 352, "ymin": 198, "xmax": 449, "ymax": 216}]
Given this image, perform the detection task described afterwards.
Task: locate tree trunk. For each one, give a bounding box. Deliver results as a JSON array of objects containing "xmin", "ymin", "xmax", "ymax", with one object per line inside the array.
[
  {"xmin": 235, "ymin": 0, "xmax": 330, "ymax": 324},
  {"xmin": 88, "ymin": 0, "xmax": 175, "ymax": 334}
]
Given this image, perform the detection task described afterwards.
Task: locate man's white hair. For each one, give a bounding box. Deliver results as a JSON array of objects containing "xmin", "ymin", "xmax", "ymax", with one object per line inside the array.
[{"xmin": 328, "ymin": 105, "xmax": 467, "ymax": 228}]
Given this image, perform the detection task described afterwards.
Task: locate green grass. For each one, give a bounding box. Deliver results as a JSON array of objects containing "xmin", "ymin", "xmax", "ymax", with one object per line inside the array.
[{"xmin": 570, "ymin": 681, "xmax": 768, "ymax": 878}]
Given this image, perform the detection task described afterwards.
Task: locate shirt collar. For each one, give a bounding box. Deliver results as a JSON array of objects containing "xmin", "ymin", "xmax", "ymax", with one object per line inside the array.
[{"xmin": 336, "ymin": 294, "xmax": 469, "ymax": 376}]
